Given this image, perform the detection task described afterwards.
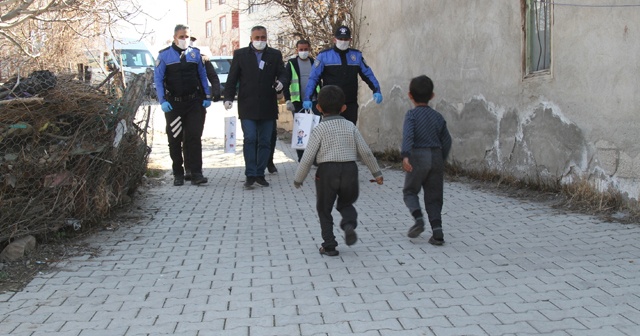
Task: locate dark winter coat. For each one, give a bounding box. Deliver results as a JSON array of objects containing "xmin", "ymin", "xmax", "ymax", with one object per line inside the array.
[{"xmin": 223, "ymin": 44, "xmax": 286, "ymax": 120}]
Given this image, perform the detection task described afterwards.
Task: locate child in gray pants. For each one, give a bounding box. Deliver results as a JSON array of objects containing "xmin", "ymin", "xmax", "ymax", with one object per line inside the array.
[{"xmin": 401, "ymin": 75, "xmax": 452, "ymax": 245}]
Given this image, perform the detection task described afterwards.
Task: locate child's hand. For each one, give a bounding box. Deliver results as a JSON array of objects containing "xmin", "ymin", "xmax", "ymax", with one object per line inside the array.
[
  {"xmin": 402, "ymin": 157, "xmax": 413, "ymax": 172},
  {"xmin": 294, "ymin": 181, "xmax": 302, "ymax": 189},
  {"xmin": 375, "ymin": 176, "xmax": 384, "ymax": 185}
]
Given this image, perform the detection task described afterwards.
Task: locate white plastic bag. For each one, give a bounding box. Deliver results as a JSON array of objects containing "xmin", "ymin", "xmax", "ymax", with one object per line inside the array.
[
  {"xmin": 224, "ymin": 116, "xmax": 236, "ymax": 153},
  {"xmin": 291, "ymin": 109, "xmax": 320, "ymax": 149}
]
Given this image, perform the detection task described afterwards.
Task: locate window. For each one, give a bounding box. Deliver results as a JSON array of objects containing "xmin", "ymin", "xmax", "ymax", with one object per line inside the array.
[
  {"xmin": 232, "ymin": 11, "xmax": 239, "ymax": 29},
  {"xmin": 206, "ymin": 21, "xmax": 212, "ymax": 38},
  {"xmin": 525, "ymin": 0, "xmax": 552, "ymax": 76},
  {"xmin": 248, "ymin": 0, "xmax": 257, "ymax": 14},
  {"xmin": 205, "ymin": 0, "xmax": 212, "ymax": 11},
  {"xmin": 220, "ymin": 16, "xmax": 227, "ymax": 34},
  {"xmin": 219, "ymin": 0, "xmax": 226, "ymax": 4}
]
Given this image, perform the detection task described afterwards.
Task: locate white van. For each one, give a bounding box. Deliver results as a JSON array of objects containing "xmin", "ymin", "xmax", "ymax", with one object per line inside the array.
[{"xmin": 110, "ymin": 40, "xmax": 155, "ymax": 76}]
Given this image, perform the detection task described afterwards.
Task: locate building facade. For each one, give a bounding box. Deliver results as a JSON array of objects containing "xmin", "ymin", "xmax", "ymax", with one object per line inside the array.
[
  {"xmin": 185, "ymin": 0, "xmax": 287, "ymax": 56},
  {"xmin": 356, "ymin": 0, "xmax": 640, "ymax": 201}
]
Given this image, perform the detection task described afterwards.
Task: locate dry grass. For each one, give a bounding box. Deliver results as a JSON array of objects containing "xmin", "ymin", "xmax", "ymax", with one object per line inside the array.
[
  {"xmin": 372, "ymin": 149, "xmax": 640, "ymax": 224},
  {"xmin": 372, "ymin": 148, "xmax": 403, "ymax": 170},
  {"xmin": 444, "ymin": 161, "xmax": 640, "ymax": 223}
]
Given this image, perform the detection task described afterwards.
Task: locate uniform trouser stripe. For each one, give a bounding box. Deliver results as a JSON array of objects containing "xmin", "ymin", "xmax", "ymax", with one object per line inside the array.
[
  {"xmin": 172, "ymin": 126, "xmax": 182, "ymax": 138},
  {"xmin": 172, "ymin": 121, "xmax": 182, "ymax": 135},
  {"xmin": 170, "ymin": 116, "xmax": 182, "ymax": 127}
]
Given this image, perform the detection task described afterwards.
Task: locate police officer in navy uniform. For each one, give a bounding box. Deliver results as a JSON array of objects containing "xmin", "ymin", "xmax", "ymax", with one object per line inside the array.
[
  {"xmin": 155, "ymin": 24, "xmax": 212, "ymax": 186},
  {"xmin": 303, "ymin": 25, "xmax": 383, "ymax": 125}
]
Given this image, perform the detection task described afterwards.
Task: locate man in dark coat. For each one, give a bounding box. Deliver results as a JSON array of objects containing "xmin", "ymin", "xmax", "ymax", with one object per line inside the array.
[{"xmin": 223, "ymin": 25, "xmax": 286, "ymax": 189}]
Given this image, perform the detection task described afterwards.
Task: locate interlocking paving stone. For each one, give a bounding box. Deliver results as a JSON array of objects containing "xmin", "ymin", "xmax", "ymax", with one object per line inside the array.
[{"xmin": 1, "ymin": 105, "xmax": 640, "ymax": 335}]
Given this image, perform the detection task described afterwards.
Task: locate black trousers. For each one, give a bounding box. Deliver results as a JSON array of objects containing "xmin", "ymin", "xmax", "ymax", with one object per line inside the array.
[
  {"xmin": 183, "ymin": 106, "xmax": 207, "ymax": 174},
  {"xmin": 268, "ymin": 120, "xmax": 277, "ymax": 167},
  {"xmin": 315, "ymin": 161, "xmax": 359, "ymax": 249},
  {"xmin": 341, "ymin": 102, "xmax": 359, "ymax": 125},
  {"xmin": 164, "ymin": 99, "xmax": 205, "ymax": 176}
]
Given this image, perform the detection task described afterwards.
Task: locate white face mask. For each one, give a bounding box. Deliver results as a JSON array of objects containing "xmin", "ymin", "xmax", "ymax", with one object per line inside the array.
[
  {"xmin": 177, "ymin": 38, "xmax": 189, "ymax": 49},
  {"xmin": 252, "ymin": 41, "xmax": 267, "ymax": 50},
  {"xmin": 189, "ymin": 40, "xmax": 195, "ymax": 47},
  {"xmin": 298, "ymin": 51, "xmax": 309, "ymax": 59},
  {"xmin": 335, "ymin": 40, "xmax": 350, "ymax": 51}
]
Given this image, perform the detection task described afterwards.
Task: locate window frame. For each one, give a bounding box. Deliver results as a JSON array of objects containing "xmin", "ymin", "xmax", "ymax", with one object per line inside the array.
[
  {"xmin": 523, "ymin": 0, "xmax": 553, "ymax": 80},
  {"xmin": 206, "ymin": 20, "xmax": 212, "ymax": 38},
  {"xmin": 205, "ymin": 0, "xmax": 212, "ymax": 11},
  {"xmin": 219, "ymin": 15, "xmax": 227, "ymax": 34}
]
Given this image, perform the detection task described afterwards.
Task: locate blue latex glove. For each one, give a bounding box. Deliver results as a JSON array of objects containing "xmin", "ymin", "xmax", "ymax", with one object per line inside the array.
[
  {"xmin": 373, "ymin": 92, "xmax": 383, "ymax": 104},
  {"xmin": 202, "ymin": 100, "xmax": 211, "ymax": 108},
  {"xmin": 161, "ymin": 101, "xmax": 173, "ymax": 113},
  {"xmin": 303, "ymin": 100, "xmax": 312, "ymax": 110}
]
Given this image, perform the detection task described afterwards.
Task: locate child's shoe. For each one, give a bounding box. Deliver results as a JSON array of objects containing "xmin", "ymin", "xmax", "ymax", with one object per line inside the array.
[
  {"xmin": 428, "ymin": 226, "xmax": 445, "ymax": 246},
  {"xmin": 344, "ymin": 225, "xmax": 357, "ymax": 246},
  {"xmin": 319, "ymin": 246, "xmax": 339, "ymax": 256},
  {"xmin": 407, "ymin": 217, "xmax": 425, "ymax": 238}
]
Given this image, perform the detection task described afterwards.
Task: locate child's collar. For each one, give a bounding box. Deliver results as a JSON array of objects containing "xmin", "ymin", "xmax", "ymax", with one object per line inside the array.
[{"xmin": 321, "ymin": 115, "xmax": 344, "ymax": 121}]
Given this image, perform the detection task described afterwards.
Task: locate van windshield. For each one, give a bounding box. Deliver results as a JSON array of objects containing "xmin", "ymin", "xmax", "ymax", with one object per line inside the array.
[
  {"xmin": 211, "ymin": 59, "xmax": 232, "ymax": 75},
  {"xmin": 115, "ymin": 49, "xmax": 155, "ymax": 68}
]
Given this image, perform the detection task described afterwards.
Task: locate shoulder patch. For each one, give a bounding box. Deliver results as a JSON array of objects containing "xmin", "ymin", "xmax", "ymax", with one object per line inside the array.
[
  {"xmin": 314, "ymin": 59, "xmax": 320, "ymax": 67},
  {"xmin": 155, "ymin": 59, "xmax": 161, "ymax": 67}
]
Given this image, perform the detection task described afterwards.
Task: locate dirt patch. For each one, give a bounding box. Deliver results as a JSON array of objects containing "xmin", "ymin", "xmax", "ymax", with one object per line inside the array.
[
  {"xmin": 0, "ymin": 177, "xmax": 162, "ymax": 294},
  {"xmin": 0, "ymin": 237, "xmax": 100, "ymax": 293}
]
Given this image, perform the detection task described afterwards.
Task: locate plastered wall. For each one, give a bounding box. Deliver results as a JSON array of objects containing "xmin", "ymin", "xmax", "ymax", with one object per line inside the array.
[{"xmin": 355, "ymin": 0, "xmax": 640, "ymax": 200}]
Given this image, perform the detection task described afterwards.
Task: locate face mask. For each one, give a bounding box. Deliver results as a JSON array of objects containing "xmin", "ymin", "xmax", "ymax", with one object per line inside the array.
[
  {"xmin": 298, "ymin": 51, "xmax": 309, "ymax": 59},
  {"xmin": 252, "ymin": 41, "xmax": 267, "ymax": 50},
  {"xmin": 177, "ymin": 38, "xmax": 188, "ymax": 49},
  {"xmin": 335, "ymin": 40, "xmax": 350, "ymax": 51},
  {"xmin": 189, "ymin": 40, "xmax": 195, "ymax": 47}
]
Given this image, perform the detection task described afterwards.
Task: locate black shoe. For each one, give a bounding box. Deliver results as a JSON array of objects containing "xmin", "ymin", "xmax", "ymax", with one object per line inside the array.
[
  {"xmin": 255, "ymin": 176, "xmax": 269, "ymax": 187},
  {"xmin": 173, "ymin": 176, "xmax": 185, "ymax": 186},
  {"xmin": 244, "ymin": 176, "xmax": 256, "ymax": 189},
  {"xmin": 267, "ymin": 163, "xmax": 278, "ymax": 174},
  {"xmin": 184, "ymin": 171, "xmax": 192, "ymax": 181},
  {"xmin": 344, "ymin": 225, "xmax": 357, "ymax": 246},
  {"xmin": 407, "ymin": 218, "xmax": 425, "ymax": 238},
  {"xmin": 191, "ymin": 174, "xmax": 208, "ymax": 185},
  {"xmin": 319, "ymin": 246, "xmax": 339, "ymax": 257},
  {"xmin": 429, "ymin": 227, "xmax": 444, "ymax": 245}
]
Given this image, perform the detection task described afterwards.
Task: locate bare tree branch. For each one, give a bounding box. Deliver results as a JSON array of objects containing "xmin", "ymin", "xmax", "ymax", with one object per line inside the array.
[
  {"xmin": 0, "ymin": 0, "xmax": 146, "ymax": 79},
  {"xmin": 238, "ymin": 0, "xmax": 360, "ymax": 54}
]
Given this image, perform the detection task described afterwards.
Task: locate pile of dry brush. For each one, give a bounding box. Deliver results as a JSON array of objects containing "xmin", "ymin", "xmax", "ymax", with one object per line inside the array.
[{"xmin": 0, "ymin": 69, "xmax": 154, "ymax": 244}]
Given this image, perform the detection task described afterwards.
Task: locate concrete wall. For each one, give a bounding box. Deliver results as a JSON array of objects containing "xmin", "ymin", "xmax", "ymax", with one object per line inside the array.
[{"xmin": 355, "ymin": 0, "xmax": 640, "ymax": 200}]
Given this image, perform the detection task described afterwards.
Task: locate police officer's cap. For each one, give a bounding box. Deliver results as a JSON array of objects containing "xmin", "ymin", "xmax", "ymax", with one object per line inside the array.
[{"xmin": 334, "ymin": 26, "xmax": 351, "ymax": 39}]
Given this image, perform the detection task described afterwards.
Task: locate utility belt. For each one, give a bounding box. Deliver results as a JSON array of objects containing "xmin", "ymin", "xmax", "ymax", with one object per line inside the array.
[{"xmin": 166, "ymin": 92, "xmax": 199, "ymax": 102}]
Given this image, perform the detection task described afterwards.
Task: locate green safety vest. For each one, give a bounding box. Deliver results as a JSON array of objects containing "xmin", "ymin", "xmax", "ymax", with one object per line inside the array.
[{"xmin": 289, "ymin": 61, "xmax": 319, "ymax": 102}]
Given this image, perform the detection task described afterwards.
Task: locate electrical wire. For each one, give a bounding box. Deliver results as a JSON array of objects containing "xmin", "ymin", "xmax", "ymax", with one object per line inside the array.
[{"xmin": 537, "ymin": 0, "xmax": 640, "ymax": 7}]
